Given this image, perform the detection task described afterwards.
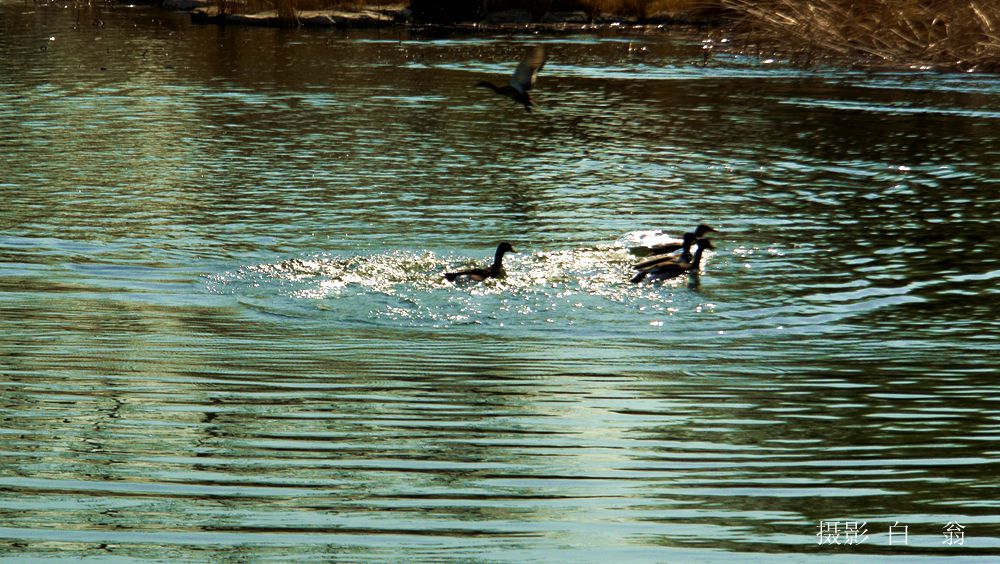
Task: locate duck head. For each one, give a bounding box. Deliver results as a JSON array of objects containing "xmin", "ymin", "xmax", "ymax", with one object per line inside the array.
[
  {"xmin": 496, "ymin": 241, "xmax": 517, "ymax": 256},
  {"xmin": 694, "ymin": 224, "xmax": 717, "ymax": 237}
]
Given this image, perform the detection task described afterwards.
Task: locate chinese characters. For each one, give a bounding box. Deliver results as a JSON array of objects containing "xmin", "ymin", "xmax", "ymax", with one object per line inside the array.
[{"xmin": 816, "ymin": 520, "xmax": 966, "ymax": 547}]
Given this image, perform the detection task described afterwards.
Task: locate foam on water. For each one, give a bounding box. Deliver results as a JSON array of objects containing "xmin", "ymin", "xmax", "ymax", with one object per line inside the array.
[{"xmin": 208, "ymin": 239, "xmax": 717, "ymax": 328}]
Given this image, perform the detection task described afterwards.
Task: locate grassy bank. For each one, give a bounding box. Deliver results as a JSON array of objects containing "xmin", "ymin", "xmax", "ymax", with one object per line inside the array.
[{"xmin": 721, "ymin": 0, "xmax": 1000, "ymax": 72}]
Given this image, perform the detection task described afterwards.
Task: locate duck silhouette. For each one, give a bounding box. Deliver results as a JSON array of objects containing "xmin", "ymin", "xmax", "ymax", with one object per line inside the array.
[
  {"xmin": 476, "ymin": 45, "xmax": 546, "ymax": 112},
  {"xmin": 444, "ymin": 242, "xmax": 517, "ymax": 282},
  {"xmin": 629, "ymin": 224, "xmax": 717, "ymax": 258},
  {"xmin": 630, "ymin": 238, "xmax": 714, "ymax": 283},
  {"xmin": 632, "ymin": 232, "xmax": 698, "ymax": 270}
]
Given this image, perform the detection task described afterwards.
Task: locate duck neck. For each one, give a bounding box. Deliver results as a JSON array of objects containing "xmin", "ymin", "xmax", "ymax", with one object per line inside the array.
[
  {"xmin": 690, "ymin": 246, "xmax": 707, "ymax": 268},
  {"xmin": 490, "ymin": 249, "xmax": 507, "ymax": 277},
  {"xmin": 680, "ymin": 236, "xmax": 695, "ymax": 262}
]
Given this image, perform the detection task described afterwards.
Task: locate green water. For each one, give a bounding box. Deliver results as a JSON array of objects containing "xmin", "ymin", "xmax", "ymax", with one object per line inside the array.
[{"xmin": 1, "ymin": 1, "xmax": 999, "ymax": 561}]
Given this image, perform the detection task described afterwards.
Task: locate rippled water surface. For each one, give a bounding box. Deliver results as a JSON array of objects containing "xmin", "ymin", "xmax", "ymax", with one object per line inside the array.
[{"xmin": 2, "ymin": 1, "xmax": 999, "ymax": 561}]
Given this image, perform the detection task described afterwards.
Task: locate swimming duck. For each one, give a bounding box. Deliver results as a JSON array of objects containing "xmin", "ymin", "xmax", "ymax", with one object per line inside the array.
[
  {"xmin": 630, "ymin": 238, "xmax": 714, "ymax": 283},
  {"xmin": 476, "ymin": 45, "xmax": 546, "ymax": 112},
  {"xmin": 444, "ymin": 242, "xmax": 517, "ymax": 282},
  {"xmin": 632, "ymin": 232, "xmax": 698, "ymax": 270},
  {"xmin": 629, "ymin": 224, "xmax": 717, "ymax": 258}
]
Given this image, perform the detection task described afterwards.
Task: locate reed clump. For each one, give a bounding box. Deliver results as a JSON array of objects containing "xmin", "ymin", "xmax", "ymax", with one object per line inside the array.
[{"xmin": 720, "ymin": 0, "xmax": 1000, "ymax": 71}]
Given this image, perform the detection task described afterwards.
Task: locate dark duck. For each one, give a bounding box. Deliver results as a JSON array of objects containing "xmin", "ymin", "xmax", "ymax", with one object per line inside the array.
[
  {"xmin": 476, "ymin": 45, "xmax": 547, "ymax": 112},
  {"xmin": 444, "ymin": 242, "xmax": 517, "ymax": 282},
  {"xmin": 632, "ymin": 232, "xmax": 699, "ymax": 270},
  {"xmin": 630, "ymin": 238, "xmax": 714, "ymax": 284},
  {"xmin": 629, "ymin": 224, "xmax": 717, "ymax": 258}
]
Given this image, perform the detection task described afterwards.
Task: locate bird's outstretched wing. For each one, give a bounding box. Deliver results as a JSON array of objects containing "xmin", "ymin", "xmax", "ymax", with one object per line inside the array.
[{"xmin": 509, "ymin": 45, "xmax": 546, "ymax": 93}]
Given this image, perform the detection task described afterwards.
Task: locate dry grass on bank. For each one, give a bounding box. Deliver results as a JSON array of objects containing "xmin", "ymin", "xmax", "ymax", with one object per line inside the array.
[{"xmin": 720, "ymin": 0, "xmax": 1000, "ymax": 71}]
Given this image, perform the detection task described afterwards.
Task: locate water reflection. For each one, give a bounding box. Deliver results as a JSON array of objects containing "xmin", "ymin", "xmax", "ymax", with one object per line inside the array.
[{"xmin": 2, "ymin": 0, "xmax": 999, "ymax": 561}]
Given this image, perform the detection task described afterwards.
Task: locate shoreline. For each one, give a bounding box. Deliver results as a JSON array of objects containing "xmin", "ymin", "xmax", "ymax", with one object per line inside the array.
[
  {"xmin": 163, "ymin": 0, "xmax": 996, "ymax": 72},
  {"xmin": 172, "ymin": 1, "xmax": 716, "ymax": 30},
  {"xmin": 185, "ymin": 3, "xmax": 409, "ymax": 28}
]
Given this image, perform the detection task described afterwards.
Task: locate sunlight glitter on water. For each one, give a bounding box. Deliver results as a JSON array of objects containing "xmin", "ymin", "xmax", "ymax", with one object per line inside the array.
[{"xmin": 208, "ymin": 238, "xmax": 716, "ymax": 328}]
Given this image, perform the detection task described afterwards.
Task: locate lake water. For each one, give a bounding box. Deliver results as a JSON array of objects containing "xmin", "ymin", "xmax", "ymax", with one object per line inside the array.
[{"xmin": 1, "ymin": 1, "xmax": 999, "ymax": 561}]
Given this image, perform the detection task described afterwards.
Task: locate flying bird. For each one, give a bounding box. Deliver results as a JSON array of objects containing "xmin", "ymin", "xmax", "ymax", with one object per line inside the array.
[{"xmin": 476, "ymin": 45, "xmax": 547, "ymax": 112}]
